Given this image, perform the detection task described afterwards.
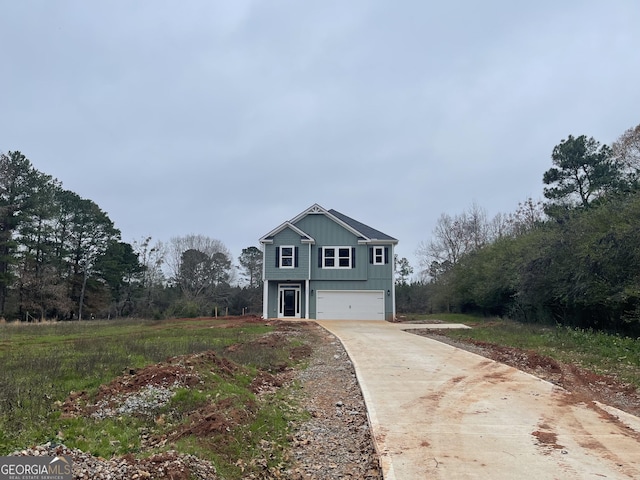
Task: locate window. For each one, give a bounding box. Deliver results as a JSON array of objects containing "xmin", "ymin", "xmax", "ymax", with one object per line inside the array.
[
  {"xmin": 277, "ymin": 246, "xmax": 297, "ymax": 268},
  {"xmin": 338, "ymin": 248, "xmax": 351, "ymax": 267},
  {"xmin": 324, "ymin": 248, "xmax": 335, "ymax": 267},
  {"xmin": 319, "ymin": 246, "xmax": 354, "ymax": 269},
  {"xmin": 373, "ymin": 247, "xmax": 384, "ymax": 265},
  {"xmin": 370, "ymin": 246, "xmax": 389, "ymax": 265}
]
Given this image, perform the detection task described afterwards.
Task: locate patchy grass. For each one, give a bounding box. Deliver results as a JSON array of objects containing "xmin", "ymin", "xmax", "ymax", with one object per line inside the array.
[
  {"xmin": 422, "ymin": 314, "xmax": 640, "ymax": 388},
  {"xmin": 0, "ymin": 317, "xmax": 311, "ymax": 479},
  {"xmin": 398, "ymin": 312, "xmax": 492, "ymax": 324}
]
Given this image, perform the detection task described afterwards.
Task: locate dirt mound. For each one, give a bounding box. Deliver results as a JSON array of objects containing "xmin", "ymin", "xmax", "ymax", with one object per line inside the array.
[
  {"xmin": 180, "ymin": 350, "xmax": 241, "ymax": 377},
  {"xmin": 99, "ymin": 364, "xmax": 200, "ymax": 397},
  {"xmin": 250, "ymin": 370, "xmax": 287, "ymax": 394},
  {"xmin": 168, "ymin": 397, "xmax": 257, "ymax": 441},
  {"xmin": 61, "ymin": 350, "xmax": 244, "ymax": 419}
]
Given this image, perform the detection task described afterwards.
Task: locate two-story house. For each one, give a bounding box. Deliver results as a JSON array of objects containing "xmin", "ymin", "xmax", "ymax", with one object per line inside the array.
[{"xmin": 259, "ymin": 204, "xmax": 398, "ymax": 320}]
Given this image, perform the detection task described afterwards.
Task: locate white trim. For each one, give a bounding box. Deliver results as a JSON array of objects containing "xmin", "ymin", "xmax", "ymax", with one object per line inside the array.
[
  {"xmin": 262, "ymin": 279, "xmax": 268, "ymax": 319},
  {"xmin": 259, "ymin": 221, "xmax": 315, "ymax": 245},
  {"xmin": 372, "ymin": 246, "xmax": 385, "ymax": 265},
  {"xmin": 365, "ymin": 239, "xmax": 398, "ymax": 245},
  {"xmin": 320, "ymin": 246, "xmax": 353, "ymax": 269},
  {"xmin": 391, "ymin": 243, "xmax": 396, "ymax": 320},
  {"xmin": 288, "ymin": 203, "xmax": 329, "ymax": 223},
  {"xmin": 278, "ymin": 284, "xmax": 301, "ymax": 319},
  {"xmin": 262, "ymin": 244, "xmax": 268, "ymax": 318},
  {"xmin": 306, "ymin": 244, "xmax": 311, "ymax": 319},
  {"xmin": 279, "ymin": 245, "xmax": 295, "ymax": 268},
  {"xmin": 260, "ymin": 204, "xmax": 398, "ymax": 246},
  {"xmin": 288, "ymin": 204, "xmax": 373, "ymax": 242},
  {"xmin": 304, "ymin": 279, "xmax": 310, "ymax": 319},
  {"xmin": 316, "ymin": 290, "xmax": 385, "ymax": 320}
]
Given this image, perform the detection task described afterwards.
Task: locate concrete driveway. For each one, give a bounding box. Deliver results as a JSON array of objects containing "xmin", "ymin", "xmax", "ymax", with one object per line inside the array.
[{"xmin": 316, "ymin": 320, "xmax": 640, "ymax": 480}]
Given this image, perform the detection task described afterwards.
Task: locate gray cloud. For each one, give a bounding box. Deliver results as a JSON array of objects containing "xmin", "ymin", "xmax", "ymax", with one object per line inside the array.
[{"xmin": 2, "ymin": 1, "xmax": 639, "ymax": 274}]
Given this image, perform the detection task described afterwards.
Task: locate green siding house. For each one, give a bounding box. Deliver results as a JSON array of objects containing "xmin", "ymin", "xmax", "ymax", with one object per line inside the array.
[{"xmin": 259, "ymin": 204, "xmax": 398, "ymax": 320}]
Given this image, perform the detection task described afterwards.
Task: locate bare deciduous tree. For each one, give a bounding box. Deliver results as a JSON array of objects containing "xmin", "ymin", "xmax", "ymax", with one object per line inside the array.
[
  {"xmin": 417, "ymin": 203, "xmax": 510, "ymax": 281},
  {"xmin": 166, "ymin": 235, "xmax": 230, "ymax": 281},
  {"xmin": 166, "ymin": 234, "xmax": 234, "ymax": 301},
  {"xmin": 612, "ymin": 123, "xmax": 640, "ymax": 179},
  {"xmin": 506, "ymin": 198, "xmax": 546, "ymax": 236}
]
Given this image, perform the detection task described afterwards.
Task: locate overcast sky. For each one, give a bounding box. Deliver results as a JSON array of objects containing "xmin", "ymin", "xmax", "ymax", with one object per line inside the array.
[{"xmin": 2, "ymin": 1, "xmax": 639, "ymax": 277}]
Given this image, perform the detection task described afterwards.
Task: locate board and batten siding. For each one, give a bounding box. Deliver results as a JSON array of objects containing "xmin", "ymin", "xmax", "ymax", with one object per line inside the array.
[
  {"xmin": 295, "ymin": 214, "xmax": 368, "ymax": 281},
  {"xmin": 263, "ymin": 227, "xmax": 310, "ymax": 281},
  {"xmin": 295, "ymin": 214, "xmax": 355, "ymax": 246},
  {"xmin": 367, "ymin": 246, "xmax": 394, "ymax": 280}
]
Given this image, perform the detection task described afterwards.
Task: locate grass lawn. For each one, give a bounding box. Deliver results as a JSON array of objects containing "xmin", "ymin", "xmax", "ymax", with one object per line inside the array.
[{"xmin": 0, "ymin": 317, "xmax": 307, "ymax": 479}]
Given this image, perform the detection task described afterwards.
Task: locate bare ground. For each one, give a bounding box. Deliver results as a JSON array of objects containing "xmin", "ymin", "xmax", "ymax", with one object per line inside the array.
[
  {"xmin": 14, "ymin": 318, "xmax": 640, "ymax": 479},
  {"xmin": 409, "ymin": 328, "xmax": 640, "ymax": 418}
]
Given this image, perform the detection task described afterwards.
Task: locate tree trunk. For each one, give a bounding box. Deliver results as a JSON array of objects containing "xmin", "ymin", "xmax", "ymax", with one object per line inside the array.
[{"xmin": 78, "ymin": 269, "xmax": 88, "ymax": 320}]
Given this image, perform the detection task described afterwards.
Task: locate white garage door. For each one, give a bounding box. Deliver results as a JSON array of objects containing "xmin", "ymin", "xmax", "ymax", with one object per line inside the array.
[{"xmin": 316, "ymin": 290, "xmax": 385, "ymax": 320}]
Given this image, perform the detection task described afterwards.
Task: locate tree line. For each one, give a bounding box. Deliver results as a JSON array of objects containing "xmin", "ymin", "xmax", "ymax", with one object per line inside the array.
[
  {"xmin": 404, "ymin": 123, "xmax": 640, "ymax": 336},
  {"xmin": 0, "ymin": 151, "xmax": 263, "ymax": 321},
  {"xmin": 7, "ymin": 122, "xmax": 639, "ymax": 329}
]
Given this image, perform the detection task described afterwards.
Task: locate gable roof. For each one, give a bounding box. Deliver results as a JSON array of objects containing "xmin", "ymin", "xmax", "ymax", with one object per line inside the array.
[
  {"xmin": 328, "ymin": 209, "xmax": 398, "ymax": 243},
  {"xmin": 260, "ymin": 203, "xmax": 398, "ymax": 245},
  {"xmin": 259, "ymin": 221, "xmax": 315, "ymax": 244}
]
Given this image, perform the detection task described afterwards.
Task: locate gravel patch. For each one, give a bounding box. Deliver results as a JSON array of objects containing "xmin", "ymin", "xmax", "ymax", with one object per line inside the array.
[
  {"xmin": 11, "ymin": 443, "xmax": 218, "ymax": 480},
  {"xmin": 286, "ymin": 322, "xmax": 382, "ymax": 479}
]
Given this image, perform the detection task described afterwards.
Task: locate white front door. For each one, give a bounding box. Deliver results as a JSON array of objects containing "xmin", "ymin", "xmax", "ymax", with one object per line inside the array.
[{"xmin": 278, "ymin": 284, "xmax": 301, "ymax": 318}]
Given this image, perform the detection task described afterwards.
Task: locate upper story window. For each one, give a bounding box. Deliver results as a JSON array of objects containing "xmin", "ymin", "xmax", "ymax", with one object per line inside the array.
[
  {"xmin": 276, "ymin": 246, "xmax": 297, "ymax": 268},
  {"xmin": 370, "ymin": 246, "xmax": 389, "ymax": 265},
  {"xmin": 319, "ymin": 246, "xmax": 354, "ymax": 269},
  {"xmin": 372, "ymin": 246, "xmax": 385, "ymax": 265}
]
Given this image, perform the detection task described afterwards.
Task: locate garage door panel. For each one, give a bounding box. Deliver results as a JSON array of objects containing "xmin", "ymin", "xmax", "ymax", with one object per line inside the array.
[{"xmin": 316, "ymin": 290, "xmax": 384, "ymax": 320}]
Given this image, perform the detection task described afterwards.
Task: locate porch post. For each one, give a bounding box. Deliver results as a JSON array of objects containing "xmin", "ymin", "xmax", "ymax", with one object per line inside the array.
[
  {"xmin": 262, "ymin": 280, "xmax": 269, "ymax": 319},
  {"xmin": 305, "ymin": 279, "xmax": 310, "ymax": 319}
]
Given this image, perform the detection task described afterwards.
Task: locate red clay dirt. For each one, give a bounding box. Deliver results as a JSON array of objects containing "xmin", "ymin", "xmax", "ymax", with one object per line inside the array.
[{"xmin": 418, "ymin": 331, "xmax": 640, "ymax": 418}]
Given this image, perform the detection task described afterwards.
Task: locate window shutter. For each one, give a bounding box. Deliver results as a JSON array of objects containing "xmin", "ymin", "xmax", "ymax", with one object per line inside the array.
[
  {"xmin": 294, "ymin": 247, "xmax": 299, "ymax": 267},
  {"xmin": 318, "ymin": 248, "xmax": 322, "ymax": 268},
  {"xmin": 352, "ymin": 247, "xmax": 356, "ymax": 268},
  {"xmin": 369, "ymin": 247, "xmax": 373, "ymax": 264},
  {"xmin": 275, "ymin": 247, "xmax": 280, "ymax": 268},
  {"xmin": 384, "ymin": 247, "xmax": 389, "ymax": 264}
]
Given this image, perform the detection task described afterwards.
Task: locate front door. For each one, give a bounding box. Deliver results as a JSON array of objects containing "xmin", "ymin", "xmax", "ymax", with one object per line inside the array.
[{"xmin": 278, "ymin": 285, "xmax": 301, "ymax": 318}]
